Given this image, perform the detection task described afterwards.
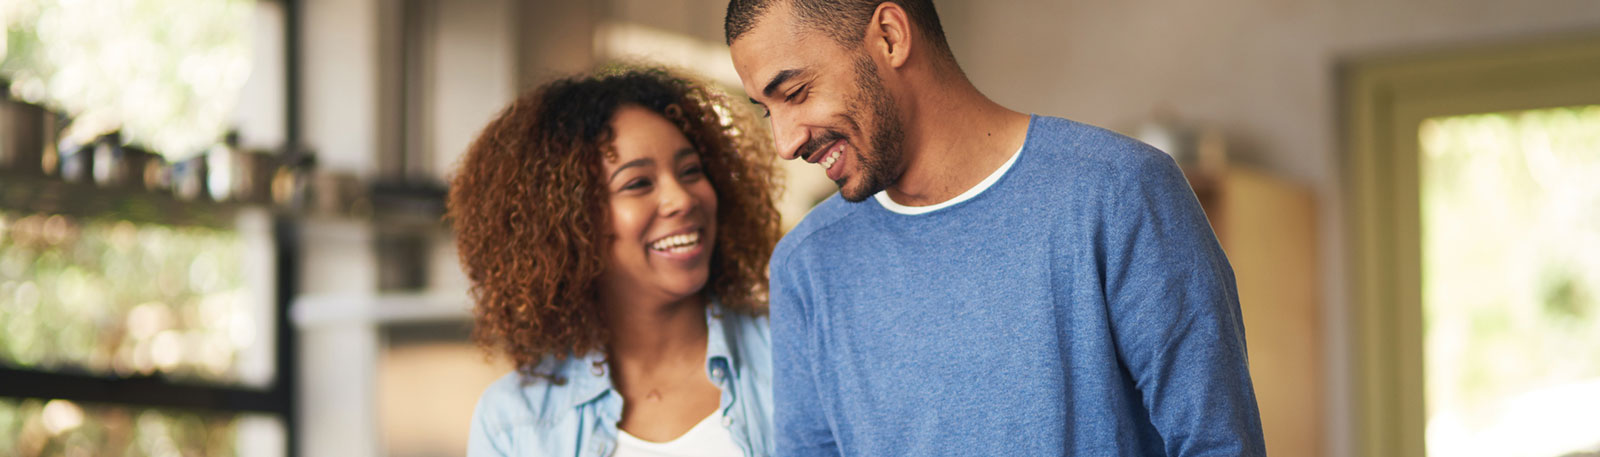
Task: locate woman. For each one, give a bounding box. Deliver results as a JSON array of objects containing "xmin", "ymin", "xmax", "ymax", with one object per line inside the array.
[{"xmin": 449, "ymin": 67, "xmax": 780, "ymax": 457}]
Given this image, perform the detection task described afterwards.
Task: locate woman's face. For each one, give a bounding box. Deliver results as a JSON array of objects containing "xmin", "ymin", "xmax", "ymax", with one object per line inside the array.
[{"xmin": 597, "ymin": 105, "xmax": 719, "ymax": 305}]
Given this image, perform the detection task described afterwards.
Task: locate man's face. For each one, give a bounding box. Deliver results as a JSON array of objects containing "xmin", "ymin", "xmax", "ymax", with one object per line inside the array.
[{"xmin": 730, "ymin": 10, "xmax": 906, "ymax": 202}]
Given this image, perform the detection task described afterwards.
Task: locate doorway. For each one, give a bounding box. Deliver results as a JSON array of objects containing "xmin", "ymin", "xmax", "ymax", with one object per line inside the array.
[{"xmin": 1344, "ymin": 33, "xmax": 1600, "ymax": 457}]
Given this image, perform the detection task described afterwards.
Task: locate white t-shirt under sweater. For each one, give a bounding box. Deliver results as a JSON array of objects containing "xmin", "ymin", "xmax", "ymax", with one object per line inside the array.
[{"xmin": 613, "ymin": 411, "xmax": 743, "ymax": 457}]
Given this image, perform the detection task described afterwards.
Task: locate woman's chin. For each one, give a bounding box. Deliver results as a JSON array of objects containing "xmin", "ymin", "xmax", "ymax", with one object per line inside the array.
[
  {"xmin": 667, "ymin": 275, "xmax": 712, "ymax": 302},
  {"xmin": 625, "ymin": 267, "xmax": 708, "ymax": 304}
]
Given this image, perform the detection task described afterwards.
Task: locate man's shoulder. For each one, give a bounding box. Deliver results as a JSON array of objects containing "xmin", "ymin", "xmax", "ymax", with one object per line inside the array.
[
  {"xmin": 770, "ymin": 192, "xmax": 861, "ymax": 269},
  {"xmin": 1000, "ymin": 115, "xmax": 1185, "ymax": 213},
  {"xmin": 1024, "ymin": 114, "xmax": 1175, "ymax": 175}
]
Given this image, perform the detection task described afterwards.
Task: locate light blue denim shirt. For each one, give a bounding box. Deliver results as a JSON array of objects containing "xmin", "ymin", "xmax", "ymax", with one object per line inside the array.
[{"xmin": 467, "ymin": 300, "xmax": 773, "ymax": 457}]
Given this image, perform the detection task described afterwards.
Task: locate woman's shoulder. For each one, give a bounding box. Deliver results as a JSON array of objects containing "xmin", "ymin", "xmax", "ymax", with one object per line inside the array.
[
  {"xmin": 728, "ymin": 307, "xmax": 771, "ymax": 336},
  {"xmin": 469, "ymin": 365, "xmax": 595, "ymax": 456},
  {"xmin": 471, "ymin": 359, "xmax": 588, "ymax": 430},
  {"xmin": 712, "ymin": 300, "xmax": 770, "ymax": 347},
  {"xmin": 711, "ymin": 304, "xmax": 771, "ymax": 381},
  {"xmin": 473, "ymin": 371, "xmax": 546, "ymax": 425}
]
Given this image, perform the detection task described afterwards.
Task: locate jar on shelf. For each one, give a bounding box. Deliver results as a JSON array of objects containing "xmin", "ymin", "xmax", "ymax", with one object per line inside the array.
[
  {"xmin": 171, "ymin": 154, "xmax": 209, "ymax": 202},
  {"xmin": 91, "ymin": 133, "xmax": 154, "ymax": 189},
  {"xmin": 0, "ymin": 95, "xmax": 50, "ymax": 176},
  {"xmin": 57, "ymin": 134, "xmax": 93, "ymax": 183}
]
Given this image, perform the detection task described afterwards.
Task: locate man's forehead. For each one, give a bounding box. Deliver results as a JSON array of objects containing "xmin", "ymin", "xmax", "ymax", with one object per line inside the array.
[
  {"xmin": 731, "ymin": 9, "xmax": 799, "ymax": 55},
  {"xmin": 730, "ymin": 12, "xmax": 815, "ymax": 96}
]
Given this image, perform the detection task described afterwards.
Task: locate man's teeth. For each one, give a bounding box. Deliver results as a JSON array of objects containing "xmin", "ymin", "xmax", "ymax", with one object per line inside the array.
[
  {"xmin": 819, "ymin": 145, "xmax": 843, "ymax": 169},
  {"xmin": 650, "ymin": 232, "xmax": 700, "ymax": 252}
]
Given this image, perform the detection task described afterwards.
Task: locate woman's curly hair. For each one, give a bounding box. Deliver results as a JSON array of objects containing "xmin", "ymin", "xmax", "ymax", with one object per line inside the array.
[{"xmin": 446, "ymin": 66, "xmax": 780, "ymax": 373}]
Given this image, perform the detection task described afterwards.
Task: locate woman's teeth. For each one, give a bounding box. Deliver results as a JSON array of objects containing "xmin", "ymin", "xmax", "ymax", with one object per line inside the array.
[
  {"xmin": 649, "ymin": 232, "xmax": 700, "ymax": 252},
  {"xmin": 820, "ymin": 144, "xmax": 843, "ymax": 169}
]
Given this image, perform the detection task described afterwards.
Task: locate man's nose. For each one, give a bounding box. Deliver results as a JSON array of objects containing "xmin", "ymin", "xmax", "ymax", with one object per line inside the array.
[{"xmin": 772, "ymin": 113, "xmax": 809, "ymax": 161}]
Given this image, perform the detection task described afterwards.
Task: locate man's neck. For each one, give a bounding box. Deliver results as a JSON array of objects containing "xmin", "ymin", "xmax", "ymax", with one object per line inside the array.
[{"xmin": 886, "ymin": 83, "xmax": 1031, "ymax": 207}]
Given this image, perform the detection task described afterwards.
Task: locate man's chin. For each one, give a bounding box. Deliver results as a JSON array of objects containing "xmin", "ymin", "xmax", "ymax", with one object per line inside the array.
[{"xmin": 837, "ymin": 179, "xmax": 878, "ymax": 203}]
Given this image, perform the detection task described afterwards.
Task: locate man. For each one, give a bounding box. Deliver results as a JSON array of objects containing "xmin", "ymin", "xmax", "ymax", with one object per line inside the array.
[{"xmin": 725, "ymin": 0, "xmax": 1266, "ymax": 456}]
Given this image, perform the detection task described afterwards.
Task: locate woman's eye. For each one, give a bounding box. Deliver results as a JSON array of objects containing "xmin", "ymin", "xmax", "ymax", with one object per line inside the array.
[
  {"xmin": 622, "ymin": 178, "xmax": 651, "ymax": 191},
  {"xmin": 681, "ymin": 165, "xmax": 705, "ymax": 180}
]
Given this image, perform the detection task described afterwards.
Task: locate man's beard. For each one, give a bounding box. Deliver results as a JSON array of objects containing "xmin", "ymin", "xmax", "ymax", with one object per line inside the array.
[{"xmin": 838, "ymin": 54, "xmax": 905, "ymax": 202}]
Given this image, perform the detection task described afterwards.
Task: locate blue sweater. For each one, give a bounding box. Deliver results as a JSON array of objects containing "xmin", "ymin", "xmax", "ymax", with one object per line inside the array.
[{"xmin": 769, "ymin": 115, "xmax": 1265, "ymax": 456}]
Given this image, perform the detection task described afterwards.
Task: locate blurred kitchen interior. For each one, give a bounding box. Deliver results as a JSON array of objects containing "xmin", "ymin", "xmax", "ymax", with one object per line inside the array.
[{"xmin": 2, "ymin": 1, "xmax": 1599, "ymax": 457}]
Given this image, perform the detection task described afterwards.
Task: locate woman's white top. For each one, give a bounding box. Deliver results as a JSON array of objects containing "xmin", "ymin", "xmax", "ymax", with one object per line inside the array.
[{"xmin": 612, "ymin": 411, "xmax": 745, "ymax": 457}]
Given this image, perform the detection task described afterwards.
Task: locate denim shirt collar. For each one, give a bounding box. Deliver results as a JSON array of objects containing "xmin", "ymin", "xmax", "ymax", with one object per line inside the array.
[
  {"xmin": 557, "ymin": 298, "xmax": 740, "ymax": 410},
  {"xmin": 468, "ymin": 297, "xmax": 771, "ymax": 457}
]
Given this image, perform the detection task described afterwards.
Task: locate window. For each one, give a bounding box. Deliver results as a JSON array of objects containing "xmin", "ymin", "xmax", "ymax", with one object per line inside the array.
[
  {"xmin": 0, "ymin": 397, "xmax": 285, "ymax": 457},
  {"xmin": 1420, "ymin": 106, "xmax": 1600, "ymax": 457},
  {"xmin": 0, "ymin": 210, "xmax": 275, "ymax": 387},
  {"xmin": 1344, "ymin": 34, "xmax": 1600, "ymax": 457},
  {"xmin": 1, "ymin": 1, "xmax": 294, "ymax": 455}
]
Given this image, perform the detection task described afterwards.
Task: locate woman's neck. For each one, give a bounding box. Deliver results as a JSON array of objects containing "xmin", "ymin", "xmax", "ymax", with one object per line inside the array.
[
  {"xmin": 602, "ymin": 292, "xmax": 724, "ymax": 441},
  {"xmin": 604, "ymin": 293, "xmax": 709, "ymax": 375}
]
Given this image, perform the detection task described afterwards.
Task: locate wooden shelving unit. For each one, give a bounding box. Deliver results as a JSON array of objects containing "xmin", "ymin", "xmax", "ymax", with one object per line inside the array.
[{"xmin": 1187, "ymin": 167, "xmax": 1324, "ymax": 457}]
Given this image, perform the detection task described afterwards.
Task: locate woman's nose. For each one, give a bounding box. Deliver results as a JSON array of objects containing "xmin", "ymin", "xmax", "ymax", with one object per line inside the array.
[{"xmin": 657, "ymin": 175, "xmax": 697, "ymax": 217}]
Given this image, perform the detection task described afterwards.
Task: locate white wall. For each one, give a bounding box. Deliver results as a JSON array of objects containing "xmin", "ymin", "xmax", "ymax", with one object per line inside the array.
[
  {"xmin": 301, "ymin": 0, "xmax": 381, "ymax": 179},
  {"xmin": 292, "ymin": 2, "xmax": 592, "ymax": 456},
  {"xmin": 937, "ymin": 2, "xmax": 1600, "ymax": 456},
  {"xmin": 428, "ymin": 0, "xmax": 516, "ymax": 179},
  {"xmin": 605, "ymin": 0, "xmax": 729, "ymax": 44},
  {"xmin": 297, "ymin": 1, "xmax": 386, "ymax": 456},
  {"xmin": 231, "ymin": 1, "xmax": 287, "ymax": 152}
]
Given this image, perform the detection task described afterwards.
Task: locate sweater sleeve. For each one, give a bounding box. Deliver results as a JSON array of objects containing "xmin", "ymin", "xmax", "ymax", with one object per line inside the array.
[
  {"xmin": 770, "ymin": 249, "xmax": 842, "ymax": 457},
  {"xmin": 1102, "ymin": 151, "xmax": 1268, "ymax": 457}
]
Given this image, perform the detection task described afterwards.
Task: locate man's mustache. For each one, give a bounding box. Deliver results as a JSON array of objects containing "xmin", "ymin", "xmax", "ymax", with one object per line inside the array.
[{"xmin": 797, "ymin": 130, "xmax": 848, "ymax": 162}]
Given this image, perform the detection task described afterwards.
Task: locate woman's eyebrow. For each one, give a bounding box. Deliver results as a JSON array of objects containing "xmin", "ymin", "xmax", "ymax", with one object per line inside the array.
[{"xmin": 608, "ymin": 158, "xmax": 652, "ymax": 182}]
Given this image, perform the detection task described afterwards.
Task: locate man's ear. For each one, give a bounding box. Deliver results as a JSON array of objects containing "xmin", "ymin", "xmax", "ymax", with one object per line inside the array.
[{"xmin": 869, "ymin": 2, "xmax": 913, "ymax": 69}]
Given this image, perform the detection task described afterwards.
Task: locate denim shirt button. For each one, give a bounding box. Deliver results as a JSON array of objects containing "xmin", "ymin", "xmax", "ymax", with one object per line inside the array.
[
  {"xmin": 710, "ymin": 366, "xmax": 726, "ymax": 381},
  {"xmin": 721, "ymin": 415, "xmax": 735, "ymax": 427}
]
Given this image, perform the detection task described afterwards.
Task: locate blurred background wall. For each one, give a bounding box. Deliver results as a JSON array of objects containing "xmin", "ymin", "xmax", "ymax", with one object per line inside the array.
[{"xmin": 3, "ymin": 1, "xmax": 1600, "ymax": 457}]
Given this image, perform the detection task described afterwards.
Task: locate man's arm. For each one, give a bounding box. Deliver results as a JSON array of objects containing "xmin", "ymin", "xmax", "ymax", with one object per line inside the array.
[
  {"xmin": 771, "ymin": 252, "xmax": 842, "ymax": 456},
  {"xmin": 1103, "ymin": 152, "xmax": 1267, "ymax": 456}
]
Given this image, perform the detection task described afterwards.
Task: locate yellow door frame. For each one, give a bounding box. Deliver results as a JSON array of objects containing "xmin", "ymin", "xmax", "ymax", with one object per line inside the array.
[{"xmin": 1341, "ymin": 32, "xmax": 1600, "ymax": 457}]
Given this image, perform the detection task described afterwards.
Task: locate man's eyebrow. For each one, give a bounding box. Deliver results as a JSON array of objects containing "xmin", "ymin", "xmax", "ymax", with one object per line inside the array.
[{"xmin": 761, "ymin": 68, "xmax": 804, "ymax": 99}]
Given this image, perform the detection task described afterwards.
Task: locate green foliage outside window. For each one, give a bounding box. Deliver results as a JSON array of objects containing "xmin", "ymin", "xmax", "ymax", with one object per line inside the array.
[
  {"xmin": 0, "ymin": 397, "xmax": 282, "ymax": 457},
  {"xmin": 1, "ymin": 0, "xmax": 254, "ymax": 159},
  {"xmin": 0, "ymin": 210, "xmax": 266, "ymax": 386},
  {"xmin": 1421, "ymin": 105, "xmax": 1600, "ymax": 457}
]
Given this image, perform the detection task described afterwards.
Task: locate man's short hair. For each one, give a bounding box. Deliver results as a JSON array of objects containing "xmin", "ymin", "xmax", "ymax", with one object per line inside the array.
[{"xmin": 725, "ymin": 0, "xmax": 953, "ymax": 59}]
